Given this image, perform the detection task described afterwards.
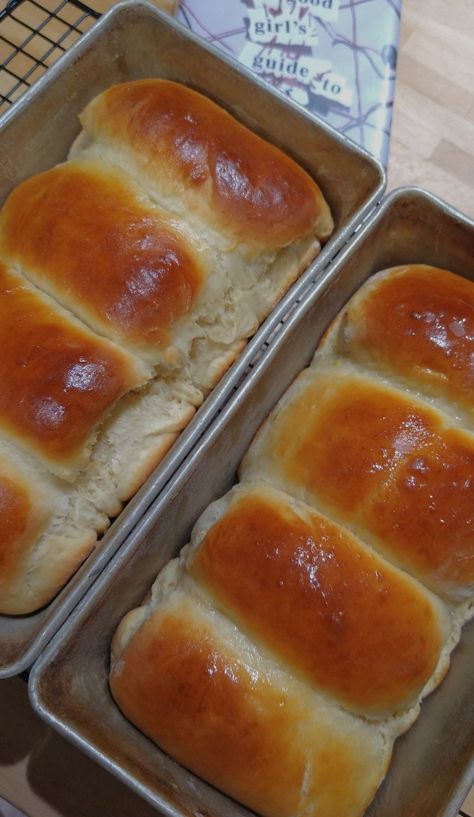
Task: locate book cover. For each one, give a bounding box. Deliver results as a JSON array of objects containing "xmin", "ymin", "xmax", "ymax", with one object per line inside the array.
[{"xmin": 177, "ymin": 0, "xmax": 401, "ymax": 166}]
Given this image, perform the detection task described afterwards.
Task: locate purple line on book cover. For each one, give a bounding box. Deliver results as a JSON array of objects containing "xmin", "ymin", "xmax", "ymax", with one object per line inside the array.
[{"xmin": 177, "ymin": 0, "xmax": 401, "ymax": 166}]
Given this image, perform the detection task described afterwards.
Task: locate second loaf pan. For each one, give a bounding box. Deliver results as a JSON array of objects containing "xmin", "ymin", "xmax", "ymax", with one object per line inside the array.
[
  {"xmin": 0, "ymin": 0, "xmax": 384, "ymax": 676},
  {"xmin": 29, "ymin": 188, "xmax": 474, "ymax": 817}
]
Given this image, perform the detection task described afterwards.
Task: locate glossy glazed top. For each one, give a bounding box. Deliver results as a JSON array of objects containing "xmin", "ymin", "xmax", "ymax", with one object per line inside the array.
[
  {"xmin": 0, "ymin": 160, "xmax": 203, "ymax": 358},
  {"xmin": 268, "ymin": 370, "xmax": 474, "ymax": 596},
  {"xmin": 190, "ymin": 487, "xmax": 443, "ymax": 714},
  {"xmin": 81, "ymin": 79, "xmax": 333, "ymax": 247},
  {"xmin": 0, "ymin": 263, "xmax": 145, "ymax": 470}
]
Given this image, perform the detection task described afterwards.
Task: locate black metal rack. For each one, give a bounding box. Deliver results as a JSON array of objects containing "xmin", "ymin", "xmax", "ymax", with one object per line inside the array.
[{"xmin": 0, "ymin": 0, "xmax": 99, "ymax": 108}]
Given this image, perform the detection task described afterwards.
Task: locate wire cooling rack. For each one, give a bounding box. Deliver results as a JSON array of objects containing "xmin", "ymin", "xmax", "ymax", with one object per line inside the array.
[{"xmin": 0, "ymin": 0, "xmax": 98, "ymax": 108}]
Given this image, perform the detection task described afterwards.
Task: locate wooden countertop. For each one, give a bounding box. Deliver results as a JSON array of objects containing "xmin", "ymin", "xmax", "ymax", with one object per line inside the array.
[
  {"xmin": 387, "ymin": 0, "xmax": 474, "ymax": 217},
  {"xmin": 0, "ymin": 1, "xmax": 473, "ymax": 816}
]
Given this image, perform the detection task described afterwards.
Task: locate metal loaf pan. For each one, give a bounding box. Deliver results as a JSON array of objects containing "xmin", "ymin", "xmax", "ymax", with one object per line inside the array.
[
  {"xmin": 29, "ymin": 188, "xmax": 474, "ymax": 817},
  {"xmin": 0, "ymin": 0, "xmax": 385, "ymax": 677}
]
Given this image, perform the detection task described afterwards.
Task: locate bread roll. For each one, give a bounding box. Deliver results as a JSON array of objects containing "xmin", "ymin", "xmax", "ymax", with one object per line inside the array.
[
  {"xmin": 111, "ymin": 265, "xmax": 473, "ymax": 817},
  {"xmin": 110, "ymin": 481, "xmax": 466, "ymax": 815},
  {"xmin": 0, "ymin": 150, "xmax": 323, "ymax": 391},
  {"xmin": 0, "ymin": 159, "xmax": 208, "ymax": 369},
  {"xmin": 72, "ymin": 79, "xmax": 333, "ymax": 252},
  {"xmin": 0, "ymin": 261, "xmax": 148, "ymax": 480},
  {"xmin": 110, "ymin": 567, "xmax": 402, "ymax": 817},
  {"xmin": 336, "ymin": 265, "xmax": 474, "ymax": 422}
]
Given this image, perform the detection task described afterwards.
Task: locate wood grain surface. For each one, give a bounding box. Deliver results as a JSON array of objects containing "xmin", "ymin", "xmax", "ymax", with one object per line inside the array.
[
  {"xmin": 0, "ymin": 1, "xmax": 472, "ymax": 816},
  {"xmin": 387, "ymin": 0, "xmax": 474, "ymax": 218}
]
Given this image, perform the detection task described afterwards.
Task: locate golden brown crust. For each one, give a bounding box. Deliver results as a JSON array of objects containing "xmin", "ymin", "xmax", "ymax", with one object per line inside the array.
[
  {"xmin": 80, "ymin": 79, "xmax": 333, "ymax": 247},
  {"xmin": 242, "ymin": 366, "xmax": 474, "ymax": 599},
  {"xmin": 110, "ymin": 592, "xmax": 391, "ymax": 817},
  {"xmin": 189, "ymin": 486, "xmax": 444, "ymax": 715},
  {"xmin": 0, "ymin": 263, "xmax": 146, "ymax": 475},
  {"xmin": 112, "ymin": 601, "xmax": 308, "ymax": 817},
  {"xmin": 0, "ymin": 78, "xmax": 332, "ymax": 616},
  {"xmin": 0, "ymin": 160, "xmax": 204, "ymax": 362},
  {"xmin": 343, "ymin": 265, "xmax": 474, "ymax": 416}
]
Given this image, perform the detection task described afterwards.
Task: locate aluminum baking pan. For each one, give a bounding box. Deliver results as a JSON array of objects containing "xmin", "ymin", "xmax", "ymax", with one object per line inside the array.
[
  {"xmin": 29, "ymin": 187, "xmax": 474, "ymax": 817},
  {"xmin": 0, "ymin": 0, "xmax": 385, "ymax": 677}
]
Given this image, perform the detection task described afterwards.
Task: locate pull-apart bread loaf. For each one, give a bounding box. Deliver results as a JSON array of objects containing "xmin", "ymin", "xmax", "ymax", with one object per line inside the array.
[
  {"xmin": 111, "ymin": 264, "xmax": 473, "ymax": 817},
  {"xmin": 0, "ymin": 261, "xmax": 150, "ymax": 614},
  {"xmin": 0, "ymin": 79, "xmax": 331, "ymax": 614}
]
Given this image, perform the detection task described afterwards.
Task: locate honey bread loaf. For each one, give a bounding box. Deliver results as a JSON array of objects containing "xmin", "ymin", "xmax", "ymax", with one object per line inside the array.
[
  {"xmin": 111, "ymin": 264, "xmax": 473, "ymax": 817},
  {"xmin": 0, "ymin": 79, "xmax": 331, "ymax": 614}
]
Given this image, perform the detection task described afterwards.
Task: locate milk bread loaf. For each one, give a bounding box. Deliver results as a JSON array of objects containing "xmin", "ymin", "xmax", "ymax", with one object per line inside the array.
[
  {"xmin": 111, "ymin": 264, "xmax": 473, "ymax": 817},
  {"xmin": 0, "ymin": 80, "xmax": 331, "ymax": 613}
]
